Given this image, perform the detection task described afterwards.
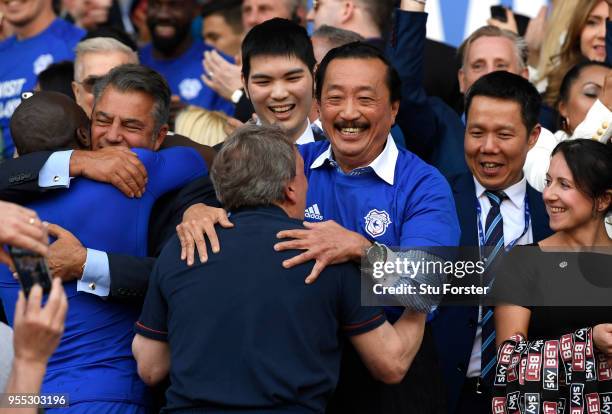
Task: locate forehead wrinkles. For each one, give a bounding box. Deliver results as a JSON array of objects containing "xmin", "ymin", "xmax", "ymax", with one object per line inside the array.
[
  {"xmin": 466, "ymin": 37, "xmax": 517, "ymax": 66},
  {"xmin": 323, "ymin": 61, "xmax": 387, "ymax": 96}
]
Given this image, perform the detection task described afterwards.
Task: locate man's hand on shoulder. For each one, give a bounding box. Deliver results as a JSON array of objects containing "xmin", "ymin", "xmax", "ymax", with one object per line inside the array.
[
  {"xmin": 69, "ymin": 147, "xmax": 148, "ymax": 198},
  {"xmin": 275, "ymin": 220, "xmax": 371, "ymax": 284},
  {"xmin": 176, "ymin": 203, "xmax": 234, "ymax": 266},
  {"xmin": 46, "ymin": 224, "xmax": 86, "ymax": 282}
]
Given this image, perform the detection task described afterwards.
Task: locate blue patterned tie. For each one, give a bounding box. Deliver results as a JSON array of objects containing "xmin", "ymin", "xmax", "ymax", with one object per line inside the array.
[{"xmin": 480, "ymin": 190, "xmax": 507, "ymax": 384}]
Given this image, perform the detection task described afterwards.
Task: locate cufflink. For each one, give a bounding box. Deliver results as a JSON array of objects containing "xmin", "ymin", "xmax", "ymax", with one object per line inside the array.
[
  {"xmin": 603, "ymin": 122, "xmax": 609, "ymax": 129},
  {"xmin": 53, "ymin": 175, "xmax": 60, "ymax": 182},
  {"xmin": 597, "ymin": 129, "xmax": 604, "ymax": 136},
  {"xmin": 89, "ymin": 282, "xmax": 96, "ymax": 291}
]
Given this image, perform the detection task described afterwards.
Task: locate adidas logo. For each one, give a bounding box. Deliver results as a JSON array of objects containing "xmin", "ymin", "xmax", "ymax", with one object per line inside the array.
[{"xmin": 304, "ymin": 204, "xmax": 323, "ymax": 220}]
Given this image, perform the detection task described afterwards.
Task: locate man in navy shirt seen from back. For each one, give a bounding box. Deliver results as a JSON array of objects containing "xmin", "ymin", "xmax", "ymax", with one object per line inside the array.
[
  {"xmin": 132, "ymin": 124, "xmax": 425, "ymax": 413},
  {"xmin": 176, "ymin": 40, "xmax": 460, "ymax": 414}
]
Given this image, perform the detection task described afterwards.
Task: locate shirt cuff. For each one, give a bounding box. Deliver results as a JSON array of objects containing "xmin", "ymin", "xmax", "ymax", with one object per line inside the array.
[
  {"xmin": 38, "ymin": 150, "xmax": 73, "ymax": 188},
  {"xmin": 573, "ymin": 99, "xmax": 612, "ymax": 143},
  {"xmin": 77, "ymin": 248, "xmax": 110, "ymax": 297}
]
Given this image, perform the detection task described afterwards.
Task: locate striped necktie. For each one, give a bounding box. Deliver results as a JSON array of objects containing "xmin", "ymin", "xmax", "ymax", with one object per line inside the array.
[{"xmin": 480, "ymin": 190, "xmax": 508, "ymax": 384}]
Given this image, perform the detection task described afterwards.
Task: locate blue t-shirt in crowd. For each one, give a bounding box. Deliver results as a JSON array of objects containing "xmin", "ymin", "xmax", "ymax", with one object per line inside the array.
[
  {"xmin": 299, "ymin": 139, "xmax": 460, "ymax": 248},
  {"xmin": 0, "ymin": 19, "xmax": 84, "ymax": 159},
  {"xmin": 135, "ymin": 205, "xmax": 386, "ymax": 413},
  {"xmin": 139, "ymin": 41, "xmax": 234, "ymax": 116},
  {"xmin": 0, "ymin": 147, "xmax": 206, "ymax": 411}
]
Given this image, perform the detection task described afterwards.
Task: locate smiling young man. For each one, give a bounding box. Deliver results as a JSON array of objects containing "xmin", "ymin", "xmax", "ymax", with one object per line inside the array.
[{"xmin": 241, "ymin": 18, "xmax": 321, "ymax": 144}]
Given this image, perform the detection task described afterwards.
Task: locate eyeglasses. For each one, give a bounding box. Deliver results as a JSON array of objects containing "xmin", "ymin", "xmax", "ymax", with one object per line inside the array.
[{"xmin": 77, "ymin": 75, "xmax": 103, "ymax": 93}]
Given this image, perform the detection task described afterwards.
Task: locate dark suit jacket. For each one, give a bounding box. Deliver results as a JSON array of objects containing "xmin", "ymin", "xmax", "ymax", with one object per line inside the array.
[
  {"xmin": 0, "ymin": 138, "xmax": 218, "ymax": 301},
  {"xmin": 430, "ymin": 173, "xmax": 553, "ymax": 413},
  {"xmin": 388, "ymin": 10, "xmax": 468, "ymax": 178}
]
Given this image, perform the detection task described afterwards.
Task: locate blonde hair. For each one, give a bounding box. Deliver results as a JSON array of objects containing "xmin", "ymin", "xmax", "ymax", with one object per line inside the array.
[
  {"xmin": 535, "ymin": 0, "xmax": 581, "ymax": 84},
  {"xmin": 542, "ymin": 0, "xmax": 604, "ymax": 106},
  {"xmin": 175, "ymin": 106, "xmax": 229, "ymax": 147}
]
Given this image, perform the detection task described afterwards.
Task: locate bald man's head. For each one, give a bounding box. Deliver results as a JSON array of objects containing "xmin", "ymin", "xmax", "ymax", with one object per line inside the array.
[{"xmin": 11, "ymin": 91, "xmax": 91, "ymax": 155}]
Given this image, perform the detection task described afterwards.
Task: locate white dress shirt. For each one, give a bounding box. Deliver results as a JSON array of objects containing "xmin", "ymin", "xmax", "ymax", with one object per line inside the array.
[{"xmin": 466, "ymin": 176, "xmax": 533, "ymax": 378}]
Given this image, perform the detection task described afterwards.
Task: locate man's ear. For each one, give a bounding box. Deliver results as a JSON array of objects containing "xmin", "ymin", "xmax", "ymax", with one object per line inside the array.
[
  {"xmin": 390, "ymin": 100, "xmax": 400, "ymax": 124},
  {"xmin": 242, "ymin": 73, "xmax": 249, "ymax": 99},
  {"xmin": 72, "ymin": 81, "xmax": 80, "ymax": 102},
  {"xmin": 520, "ymin": 66, "xmax": 529, "ymax": 81},
  {"xmin": 284, "ymin": 177, "xmax": 298, "ymax": 206},
  {"xmin": 340, "ymin": 1, "xmax": 355, "ymax": 25},
  {"xmin": 458, "ymin": 68, "xmax": 467, "ymax": 94},
  {"xmin": 153, "ymin": 124, "xmax": 169, "ymax": 150},
  {"xmin": 76, "ymin": 126, "xmax": 92, "ymax": 150},
  {"xmin": 527, "ymin": 124, "xmax": 541, "ymax": 150}
]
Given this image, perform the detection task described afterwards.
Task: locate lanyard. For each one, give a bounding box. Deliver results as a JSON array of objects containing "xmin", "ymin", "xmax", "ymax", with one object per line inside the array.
[{"xmin": 475, "ymin": 191, "xmax": 531, "ymax": 258}]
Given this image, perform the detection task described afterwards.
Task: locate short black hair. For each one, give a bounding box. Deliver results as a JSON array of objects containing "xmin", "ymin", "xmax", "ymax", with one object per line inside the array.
[
  {"xmin": 465, "ymin": 71, "xmax": 541, "ymax": 133},
  {"xmin": 241, "ymin": 18, "xmax": 316, "ymax": 81},
  {"xmin": 551, "ymin": 140, "xmax": 612, "ymax": 214},
  {"xmin": 93, "ymin": 64, "xmax": 171, "ymax": 136},
  {"xmin": 37, "ymin": 61, "xmax": 75, "ymax": 100},
  {"xmin": 11, "ymin": 91, "xmax": 90, "ymax": 155},
  {"xmin": 315, "ymin": 41, "xmax": 401, "ymax": 103},
  {"xmin": 202, "ymin": 0, "xmax": 243, "ymax": 34}
]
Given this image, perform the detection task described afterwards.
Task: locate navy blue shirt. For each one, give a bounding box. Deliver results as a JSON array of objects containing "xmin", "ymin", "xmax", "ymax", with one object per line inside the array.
[{"xmin": 135, "ymin": 205, "xmax": 386, "ymax": 413}]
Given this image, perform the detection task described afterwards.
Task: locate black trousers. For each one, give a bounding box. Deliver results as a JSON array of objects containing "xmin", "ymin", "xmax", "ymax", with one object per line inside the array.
[
  {"xmin": 455, "ymin": 377, "xmax": 492, "ymax": 414},
  {"xmin": 327, "ymin": 326, "xmax": 447, "ymax": 414}
]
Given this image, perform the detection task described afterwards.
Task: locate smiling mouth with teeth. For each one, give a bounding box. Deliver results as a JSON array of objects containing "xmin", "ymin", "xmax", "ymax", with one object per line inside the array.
[
  {"xmin": 340, "ymin": 127, "xmax": 365, "ymax": 135},
  {"xmin": 549, "ymin": 207, "xmax": 567, "ymax": 213},
  {"xmin": 269, "ymin": 105, "xmax": 295, "ymax": 114}
]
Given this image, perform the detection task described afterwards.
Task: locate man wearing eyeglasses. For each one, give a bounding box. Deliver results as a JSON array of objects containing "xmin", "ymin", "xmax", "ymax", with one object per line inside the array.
[{"xmin": 72, "ymin": 37, "xmax": 139, "ymax": 117}]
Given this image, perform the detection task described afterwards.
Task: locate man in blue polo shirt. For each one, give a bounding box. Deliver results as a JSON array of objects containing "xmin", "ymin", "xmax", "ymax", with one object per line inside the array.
[
  {"xmin": 139, "ymin": 0, "xmax": 234, "ymax": 117},
  {"xmin": 176, "ymin": 42, "xmax": 460, "ymax": 413},
  {"xmin": 132, "ymin": 124, "xmax": 426, "ymax": 413},
  {"xmin": 0, "ymin": 0, "xmax": 84, "ymax": 159}
]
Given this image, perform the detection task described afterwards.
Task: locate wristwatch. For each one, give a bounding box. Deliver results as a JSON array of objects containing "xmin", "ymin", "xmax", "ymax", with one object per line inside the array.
[
  {"xmin": 231, "ymin": 89, "xmax": 244, "ymax": 104},
  {"xmin": 366, "ymin": 242, "xmax": 387, "ymax": 266}
]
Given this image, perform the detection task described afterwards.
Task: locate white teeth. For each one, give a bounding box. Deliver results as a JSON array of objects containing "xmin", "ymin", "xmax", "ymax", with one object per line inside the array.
[
  {"xmin": 340, "ymin": 128, "xmax": 363, "ymax": 134},
  {"xmin": 483, "ymin": 163, "xmax": 499, "ymax": 168},
  {"xmin": 550, "ymin": 207, "xmax": 566, "ymax": 213},
  {"xmin": 270, "ymin": 105, "xmax": 293, "ymax": 113}
]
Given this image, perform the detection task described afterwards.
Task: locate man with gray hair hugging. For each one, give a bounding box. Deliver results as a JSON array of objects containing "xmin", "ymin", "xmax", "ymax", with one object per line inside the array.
[{"xmin": 132, "ymin": 124, "xmax": 425, "ymax": 413}]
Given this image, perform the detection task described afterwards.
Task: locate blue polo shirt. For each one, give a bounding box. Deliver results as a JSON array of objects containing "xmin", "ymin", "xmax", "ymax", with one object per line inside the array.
[
  {"xmin": 135, "ymin": 205, "xmax": 386, "ymax": 413},
  {"xmin": 0, "ymin": 19, "xmax": 84, "ymax": 159},
  {"xmin": 299, "ymin": 137, "xmax": 460, "ymax": 248},
  {"xmin": 139, "ymin": 41, "xmax": 234, "ymax": 116},
  {"xmin": 0, "ymin": 147, "xmax": 206, "ymax": 410}
]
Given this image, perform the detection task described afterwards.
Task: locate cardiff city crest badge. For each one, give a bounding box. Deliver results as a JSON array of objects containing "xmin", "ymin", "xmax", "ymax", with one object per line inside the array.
[{"xmin": 364, "ymin": 209, "xmax": 391, "ymax": 238}]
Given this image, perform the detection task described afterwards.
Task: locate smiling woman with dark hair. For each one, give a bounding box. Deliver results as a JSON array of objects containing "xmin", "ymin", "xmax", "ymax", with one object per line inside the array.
[{"xmin": 493, "ymin": 139, "xmax": 612, "ymax": 411}]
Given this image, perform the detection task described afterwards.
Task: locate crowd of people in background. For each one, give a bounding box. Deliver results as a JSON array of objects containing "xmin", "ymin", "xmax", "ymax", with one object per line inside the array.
[{"xmin": 0, "ymin": 0, "xmax": 611, "ymax": 413}]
